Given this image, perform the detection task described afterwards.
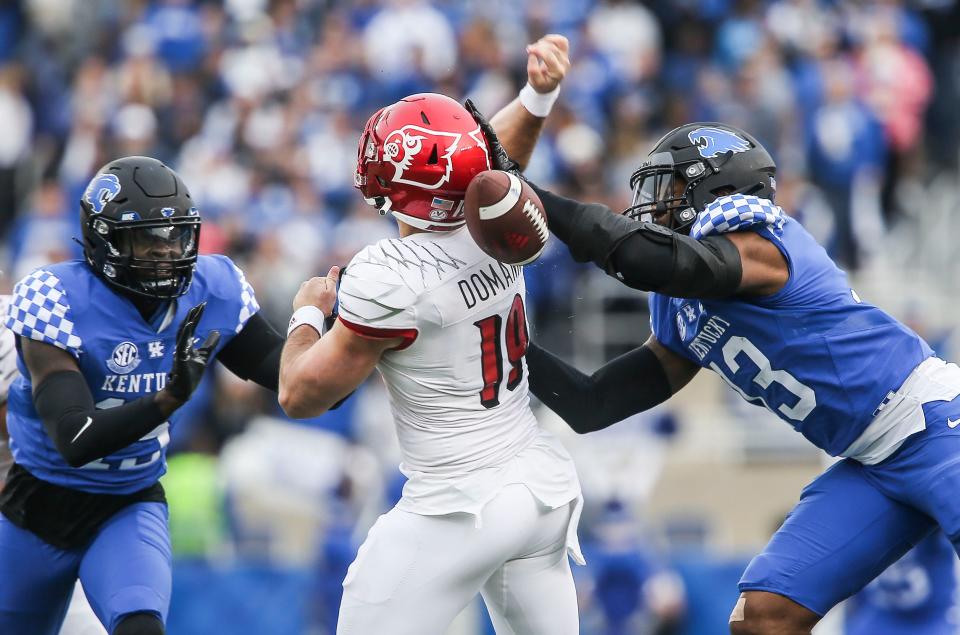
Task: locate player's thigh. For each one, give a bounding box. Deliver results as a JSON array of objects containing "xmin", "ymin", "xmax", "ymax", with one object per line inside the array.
[
  {"xmin": 0, "ymin": 513, "xmax": 79, "ymax": 635},
  {"xmin": 79, "ymin": 502, "xmax": 172, "ymax": 633},
  {"xmin": 739, "ymin": 459, "xmax": 935, "ymax": 617},
  {"xmin": 337, "ymin": 508, "xmax": 497, "ymax": 635},
  {"xmin": 871, "ymin": 417, "xmax": 960, "ymax": 552},
  {"xmin": 337, "ymin": 497, "xmax": 535, "ymax": 635},
  {"xmin": 481, "ymin": 502, "xmax": 579, "ymax": 635}
]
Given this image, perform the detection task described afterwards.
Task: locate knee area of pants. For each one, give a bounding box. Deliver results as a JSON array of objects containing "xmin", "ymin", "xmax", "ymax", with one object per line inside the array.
[
  {"xmin": 729, "ymin": 602, "xmax": 813, "ymax": 635},
  {"xmin": 113, "ymin": 612, "xmax": 164, "ymax": 635}
]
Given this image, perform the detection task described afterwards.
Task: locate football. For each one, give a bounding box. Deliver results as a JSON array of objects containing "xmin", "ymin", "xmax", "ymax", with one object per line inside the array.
[{"xmin": 464, "ymin": 170, "xmax": 549, "ymax": 266}]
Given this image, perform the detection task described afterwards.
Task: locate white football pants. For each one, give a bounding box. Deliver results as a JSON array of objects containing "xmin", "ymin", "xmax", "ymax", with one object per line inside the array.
[{"xmin": 336, "ymin": 484, "xmax": 579, "ymax": 635}]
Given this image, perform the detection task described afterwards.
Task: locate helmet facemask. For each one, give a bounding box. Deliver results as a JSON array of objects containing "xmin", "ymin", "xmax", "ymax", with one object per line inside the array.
[
  {"xmin": 86, "ymin": 215, "xmax": 200, "ymax": 300},
  {"xmin": 624, "ymin": 152, "xmax": 701, "ymax": 233}
]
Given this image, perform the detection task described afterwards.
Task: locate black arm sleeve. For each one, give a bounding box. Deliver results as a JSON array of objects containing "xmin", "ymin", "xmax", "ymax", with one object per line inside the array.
[
  {"xmin": 526, "ymin": 342, "xmax": 672, "ymax": 434},
  {"xmin": 33, "ymin": 371, "xmax": 168, "ymax": 468},
  {"xmin": 530, "ymin": 183, "xmax": 639, "ymax": 266},
  {"xmin": 216, "ymin": 312, "xmax": 283, "ymax": 392},
  {"xmin": 217, "ymin": 311, "xmax": 352, "ymax": 409},
  {"xmin": 530, "ymin": 183, "xmax": 743, "ymax": 298}
]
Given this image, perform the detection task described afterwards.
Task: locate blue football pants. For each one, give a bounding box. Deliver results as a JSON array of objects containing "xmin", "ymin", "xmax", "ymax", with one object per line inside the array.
[{"xmin": 0, "ymin": 501, "xmax": 171, "ymax": 634}]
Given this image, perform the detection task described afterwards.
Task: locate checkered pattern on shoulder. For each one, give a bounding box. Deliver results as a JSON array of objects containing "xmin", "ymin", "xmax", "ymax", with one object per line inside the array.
[
  {"xmin": 232, "ymin": 264, "xmax": 260, "ymax": 333},
  {"xmin": 5, "ymin": 270, "xmax": 82, "ymax": 356},
  {"xmin": 690, "ymin": 194, "xmax": 785, "ymax": 240}
]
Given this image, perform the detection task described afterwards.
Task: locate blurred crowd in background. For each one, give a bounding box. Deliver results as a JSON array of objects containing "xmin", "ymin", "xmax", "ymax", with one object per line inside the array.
[{"xmin": 2, "ymin": 0, "xmax": 960, "ymax": 633}]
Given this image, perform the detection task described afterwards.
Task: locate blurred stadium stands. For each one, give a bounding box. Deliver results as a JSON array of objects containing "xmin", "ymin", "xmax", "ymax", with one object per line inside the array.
[{"xmin": 2, "ymin": 0, "xmax": 960, "ymax": 633}]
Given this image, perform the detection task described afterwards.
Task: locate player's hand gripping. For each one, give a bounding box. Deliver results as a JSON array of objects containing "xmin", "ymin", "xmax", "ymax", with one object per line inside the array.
[
  {"xmin": 164, "ymin": 302, "xmax": 221, "ymax": 405},
  {"xmin": 464, "ymin": 100, "xmax": 521, "ymax": 175},
  {"xmin": 526, "ymin": 34, "xmax": 570, "ymax": 94},
  {"xmin": 293, "ymin": 266, "xmax": 340, "ymax": 316}
]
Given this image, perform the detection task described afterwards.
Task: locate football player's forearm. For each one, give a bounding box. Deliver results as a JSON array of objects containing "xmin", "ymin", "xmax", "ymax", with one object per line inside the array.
[
  {"xmin": 527, "ymin": 343, "xmax": 674, "ymax": 433},
  {"xmin": 278, "ymin": 327, "xmax": 322, "ymax": 418},
  {"xmin": 278, "ymin": 330, "xmax": 357, "ymax": 417},
  {"xmin": 490, "ymin": 97, "xmax": 546, "ymax": 171},
  {"xmin": 33, "ymin": 370, "xmax": 169, "ymax": 468},
  {"xmin": 528, "ymin": 182, "xmax": 640, "ymax": 266},
  {"xmin": 528, "ymin": 182, "xmax": 743, "ymax": 297}
]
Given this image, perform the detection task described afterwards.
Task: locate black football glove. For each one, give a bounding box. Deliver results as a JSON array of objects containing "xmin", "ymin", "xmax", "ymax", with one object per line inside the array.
[
  {"xmin": 464, "ymin": 99, "xmax": 522, "ymax": 175},
  {"xmin": 166, "ymin": 302, "xmax": 221, "ymax": 403}
]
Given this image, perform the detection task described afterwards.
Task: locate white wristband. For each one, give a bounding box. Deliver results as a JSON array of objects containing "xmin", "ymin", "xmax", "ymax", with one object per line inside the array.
[
  {"xmin": 519, "ymin": 83, "xmax": 560, "ymax": 118},
  {"xmin": 287, "ymin": 305, "xmax": 328, "ymax": 337}
]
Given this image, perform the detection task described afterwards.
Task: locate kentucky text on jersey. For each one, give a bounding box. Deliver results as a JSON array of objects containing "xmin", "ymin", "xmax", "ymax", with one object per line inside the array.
[
  {"xmin": 101, "ymin": 372, "xmax": 167, "ymax": 393},
  {"xmin": 457, "ymin": 262, "xmax": 523, "ymax": 310},
  {"xmin": 3, "ymin": 255, "xmax": 259, "ymax": 494},
  {"xmin": 685, "ymin": 315, "xmax": 731, "ymax": 361}
]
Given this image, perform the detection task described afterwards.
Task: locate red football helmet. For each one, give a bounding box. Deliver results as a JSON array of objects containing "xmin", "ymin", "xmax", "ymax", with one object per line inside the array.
[{"xmin": 355, "ymin": 93, "xmax": 492, "ymax": 231}]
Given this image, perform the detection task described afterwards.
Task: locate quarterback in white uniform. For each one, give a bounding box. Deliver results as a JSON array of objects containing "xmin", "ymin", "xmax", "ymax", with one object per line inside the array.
[
  {"xmin": 280, "ymin": 36, "xmax": 583, "ymax": 634},
  {"xmin": 0, "ymin": 296, "xmax": 105, "ymax": 635}
]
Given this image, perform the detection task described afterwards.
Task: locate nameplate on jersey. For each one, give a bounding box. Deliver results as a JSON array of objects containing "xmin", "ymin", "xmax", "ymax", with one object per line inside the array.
[{"xmin": 432, "ymin": 260, "xmax": 523, "ymax": 327}]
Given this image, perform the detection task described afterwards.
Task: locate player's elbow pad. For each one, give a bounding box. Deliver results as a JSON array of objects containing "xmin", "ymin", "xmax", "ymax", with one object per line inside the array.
[{"xmin": 611, "ymin": 229, "xmax": 743, "ymax": 299}]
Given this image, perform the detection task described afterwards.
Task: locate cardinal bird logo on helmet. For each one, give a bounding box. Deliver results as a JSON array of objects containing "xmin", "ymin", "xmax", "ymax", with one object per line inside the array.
[
  {"xmin": 688, "ymin": 126, "xmax": 751, "ymax": 159},
  {"xmin": 383, "ymin": 125, "xmax": 461, "ymax": 190}
]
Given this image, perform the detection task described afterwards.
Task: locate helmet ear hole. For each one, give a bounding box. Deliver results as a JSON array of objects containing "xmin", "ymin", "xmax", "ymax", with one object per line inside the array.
[
  {"xmin": 376, "ymin": 176, "xmax": 389, "ymax": 188},
  {"xmin": 427, "ymin": 144, "xmax": 439, "ymax": 165}
]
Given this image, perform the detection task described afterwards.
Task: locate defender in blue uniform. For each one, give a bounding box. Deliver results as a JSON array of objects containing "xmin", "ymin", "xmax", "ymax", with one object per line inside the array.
[
  {"xmin": 494, "ymin": 123, "xmax": 960, "ymax": 634},
  {"xmin": 0, "ymin": 157, "xmax": 289, "ymax": 635},
  {"xmin": 845, "ymin": 532, "xmax": 958, "ymax": 635}
]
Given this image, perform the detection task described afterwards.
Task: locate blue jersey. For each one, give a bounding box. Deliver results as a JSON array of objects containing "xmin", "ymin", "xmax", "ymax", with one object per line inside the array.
[
  {"xmin": 846, "ymin": 532, "xmax": 958, "ymax": 634},
  {"xmin": 650, "ymin": 215, "xmax": 932, "ymax": 455},
  {"xmin": 4, "ymin": 255, "xmax": 259, "ymax": 494}
]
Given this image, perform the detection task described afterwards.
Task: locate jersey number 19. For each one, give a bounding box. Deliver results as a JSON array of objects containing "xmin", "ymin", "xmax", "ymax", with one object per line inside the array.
[{"xmin": 474, "ymin": 294, "xmax": 529, "ymax": 408}]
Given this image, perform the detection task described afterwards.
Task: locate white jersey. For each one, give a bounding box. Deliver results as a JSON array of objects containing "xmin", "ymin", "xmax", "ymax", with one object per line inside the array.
[
  {"xmin": 0, "ymin": 295, "xmax": 21, "ymax": 481},
  {"xmin": 338, "ymin": 228, "xmax": 581, "ymax": 555}
]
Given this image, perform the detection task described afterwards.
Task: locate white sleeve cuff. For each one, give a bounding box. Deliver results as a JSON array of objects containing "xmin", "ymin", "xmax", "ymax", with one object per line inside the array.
[
  {"xmin": 287, "ymin": 305, "xmax": 328, "ymax": 337},
  {"xmin": 519, "ymin": 83, "xmax": 560, "ymax": 118}
]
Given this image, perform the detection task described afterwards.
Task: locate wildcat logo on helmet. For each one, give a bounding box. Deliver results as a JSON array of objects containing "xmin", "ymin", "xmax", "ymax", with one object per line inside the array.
[
  {"xmin": 688, "ymin": 127, "xmax": 751, "ymax": 159},
  {"xmin": 106, "ymin": 341, "xmax": 141, "ymax": 374},
  {"xmin": 383, "ymin": 125, "xmax": 461, "ymax": 190},
  {"xmin": 160, "ymin": 207, "xmax": 176, "ymax": 218},
  {"xmin": 84, "ymin": 173, "xmax": 122, "ymax": 214}
]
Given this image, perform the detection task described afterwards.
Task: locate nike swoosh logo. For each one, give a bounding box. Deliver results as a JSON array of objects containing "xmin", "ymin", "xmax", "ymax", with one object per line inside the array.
[
  {"xmin": 948, "ymin": 418, "xmax": 960, "ymax": 429},
  {"xmin": 71, "ymin": 417, "xmax": 94, "ymax": 443}
]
